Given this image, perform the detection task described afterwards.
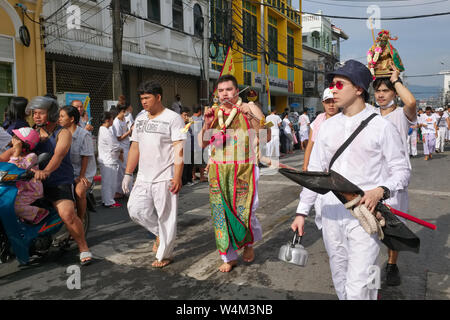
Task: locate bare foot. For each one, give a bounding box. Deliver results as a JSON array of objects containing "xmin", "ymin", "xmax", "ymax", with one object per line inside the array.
[
  {"xmin": 152, "ymin": 236, "xmax": 160, "ymax": 253},
  {"xmin": 219, "ymin": 260, "xmax": 237, "ymax": 272},
  {"xmin": 243, "ymin": 246, "xmax": 255, "ymax": 263},
  {"xmin": 152, "ymin": 259, "xmax": 172, "ymax": 268}
]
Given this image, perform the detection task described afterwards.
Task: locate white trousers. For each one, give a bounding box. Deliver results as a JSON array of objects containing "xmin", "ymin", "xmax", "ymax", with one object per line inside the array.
[
  {"xmin": 265, "ymin": 135, "xmax": 280, "ymax": 158},
  {"xmin": 300, "ymin": 129, "xmax": 309, "ymax": 142},
  {"xmin": 127, "ymin": 179, "xmax": 178, "ymax": 261},
  {"xmin": 116, "ymin": 147, "xmax": 129, "ymax": 194},
  {"xmin": 99, "ymin": 163, "xmax": 119, "ymax": 206},
  {"xmin": 407, "ymin": 131, "xmax": 417, "ymax": 156},
  {"xmin": 435, "ymin": 128, "xmax": 447, "ymax": 152},
  {"xmin": 321, "ymin": 193, "xmax": 380, "ymax": 300},
  {"xmin": 222, "ymin": 166, "xmax": 263, "ymax": 263}
]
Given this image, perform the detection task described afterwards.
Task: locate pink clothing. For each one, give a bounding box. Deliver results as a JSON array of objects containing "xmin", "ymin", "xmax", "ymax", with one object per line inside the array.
[
  {"xmin": 8, "ymin": 153, "xmax": 44, "ymax": 223},
  {"xmin": 311, "ymin": 113, "xmax": 327, "ymax": 142}
]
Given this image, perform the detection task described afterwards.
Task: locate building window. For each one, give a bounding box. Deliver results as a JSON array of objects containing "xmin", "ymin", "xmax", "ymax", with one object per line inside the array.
[
  {"xmin": 147, "ymin": 0, "xmax": 160, "ymax": 23},
  {"xmin": 0, "ymin": 36, "xmax": 15, "ymax": 123},
  {"xmin": 312, "ymin": 31, "xmax": 320, "ymax": 49},
  {"xmin": 173, "ymin": 0, "xmax": 184, "ymax": 31},
  {"xmin": 288, "ymin": 68, "xmax": 294, "ymax": 82},
  {"xmin": 268, "ymin": 24, "xmax": 278, "ymax": 61},
  {"xmin": 269, "ymin": 62, "xmax": 278, "ymax": 78},
  {"xmin": 211, "ymin": 0, "xmax": 226, "ymax": 42},
  {"xmin": 193, "ymin": 4, "xmax": 203, "ymax": 37},
  {"xmin": 287, "ymin": 35, "xmax": 294, "ymax": 66},
  {"xmin": 243, "ymin": 3, "xmax": 257, "ymax": 55}
]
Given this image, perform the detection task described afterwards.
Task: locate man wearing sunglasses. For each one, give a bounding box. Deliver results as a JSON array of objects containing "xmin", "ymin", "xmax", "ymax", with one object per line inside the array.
[
  {"xmin": 291, "ymin": 60, "xmax": 410, "ymax": 300},
  {"xmin": 370, "ymin": 62, "xmax": 417, "ymax": 287}
]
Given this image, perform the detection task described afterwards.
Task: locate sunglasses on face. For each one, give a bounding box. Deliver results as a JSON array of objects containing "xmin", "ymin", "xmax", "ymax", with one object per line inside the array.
[{"xmin": 329, "ymin": 81, "xmax": 345, "ymax": 90}]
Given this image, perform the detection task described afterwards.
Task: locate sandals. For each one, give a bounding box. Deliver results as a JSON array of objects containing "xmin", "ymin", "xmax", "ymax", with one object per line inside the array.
[{"xmin": 80, "ymin": 251, "xmax": 93, "ymax": 266}]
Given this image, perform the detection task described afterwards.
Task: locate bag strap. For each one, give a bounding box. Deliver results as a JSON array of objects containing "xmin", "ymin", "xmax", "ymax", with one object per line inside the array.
[{"xmin": 328, "ymin": 113, "xmax": 378, "ymax": 171}]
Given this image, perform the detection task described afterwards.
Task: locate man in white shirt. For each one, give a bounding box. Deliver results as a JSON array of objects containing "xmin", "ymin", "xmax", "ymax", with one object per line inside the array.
[
  {"xmin": 371, "ymin": 62, "xmax": 417, "ymax": 286},
  {"xmin": 418, "ymin": 106, "xmax": 438, "ymax": 160},
  {"xmin": 291, "ymin": 60, "xmax": 410, "ymax": 300},
  {"xmin": 170, "ymin": 94, "xmax": 182, "ymax": 114},
  {"xmin": 445, "ymin": 105, "xmax": 450, "ymax": 141},
  {"xmin": 435, "ymin": 108, "xmax": 448, "ymax": 153},
  {"xmin": 265, "ymin": 110, "xmax": 282, "ymax": 159},
  {"xmin": 122, "ymin": 81, "xmax": 186, "ymax": 268},
  {"xmin": 112, "ymin": 104, "xmax": 133, "ymax": 198},
  {"xmin": 298, "ymin": 109, "xmax": 310, "ymax": 151}
]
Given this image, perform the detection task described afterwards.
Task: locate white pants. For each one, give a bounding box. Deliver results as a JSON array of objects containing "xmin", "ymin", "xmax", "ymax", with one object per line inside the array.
[
  {"xmin": 300, "ymin": 129, "xmax": 309, "ymax": 142},
  {"xmin": 436, "ymin": 128, "xmax": 447, "ymax": 152},
  {"xmin": 99, "ymin": 163, "xmax": 119, "ymax": 206},
  {"xmin": 127, "ymin": 179, "xmax": 177, "ymax": 261},
  {"xmin": 321, "ymin": 193, "xmax": 380, "ymax": 300},
  {"xmin": 407, "ymin": 131, "xmax": 417, "ymax": 156},
  {"xmin": 116, "ymin": 147, "xmax": 129, "ymax": 194},
  {"xmin": 222, "ymin": 166, "xmax": 263, "ymax": 263},
  {"xmin": 265, "ymin": 135, "xmax": 280, "ymax": 158}
]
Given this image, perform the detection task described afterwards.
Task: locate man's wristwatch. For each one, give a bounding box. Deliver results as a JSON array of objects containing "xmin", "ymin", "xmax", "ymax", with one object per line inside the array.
[
  {"xmin": 391, "ymin": 78, "xmax": 403, "ymax": 86},
  {"xmin": 379, "ymin": 186, "xmax": 390, "ymax": 200}
]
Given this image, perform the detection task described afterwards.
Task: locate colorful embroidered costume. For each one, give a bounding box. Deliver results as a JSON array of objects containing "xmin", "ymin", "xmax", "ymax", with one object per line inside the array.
[{"xmin": 208, "ymin": 107, "xmax": 259, "ymax": 255}]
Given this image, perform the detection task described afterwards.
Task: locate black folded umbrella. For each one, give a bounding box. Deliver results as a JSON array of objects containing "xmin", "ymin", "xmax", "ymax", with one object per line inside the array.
[{"xmin": 279, "ymin": 168, "xmax": 420, "ymax": 253}]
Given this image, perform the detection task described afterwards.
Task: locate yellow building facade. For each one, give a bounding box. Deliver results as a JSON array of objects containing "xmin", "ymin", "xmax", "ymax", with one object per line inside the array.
[
  {"xmin": 0, "ymin": 0, "xmax": 46, "ymax": 121},
  {"xmin": 211, "ymin": 0, "xmax": 303, "ymax": 114}
]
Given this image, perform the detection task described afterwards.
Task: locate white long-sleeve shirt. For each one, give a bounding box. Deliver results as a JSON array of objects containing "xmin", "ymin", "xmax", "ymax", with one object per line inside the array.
[
  {"xmin": 296, "ymin": 106, "xmax": 410, "ymax": 215},
  {"xmin": 97, "ymin": 126, "xmax": 121, "ymax": 165}
]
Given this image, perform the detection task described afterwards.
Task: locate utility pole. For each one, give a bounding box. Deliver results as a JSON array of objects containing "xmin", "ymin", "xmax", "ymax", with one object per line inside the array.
[{"xmin": 112, "ymin": 0, "xmax": 123, "ymax": 100}]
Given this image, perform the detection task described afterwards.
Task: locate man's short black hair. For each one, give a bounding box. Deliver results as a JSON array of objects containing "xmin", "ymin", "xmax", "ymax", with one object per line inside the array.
[
  {"xmin": 216, "ymin": 74, "xmax": 238, "ymax": 90},
  {"xmin": 138, "ymin": 80, "xmax": 163, "ymax": 98},
  {"xmin": 116, "ymin": 104, "xmax": 128, "ymax": 113},
  {"xmin": 102, "ymin": 111, "xmax": 113, "ymax": 124},
  {"xmin": 373, "ymin": 77, "xmax": 396, "ymax": 92},
  {"xmin": 181, "ymin": 107, "xmax": 191, "ymax": 114},
  {"xmin": 193, "ymin": 105, "xmax": 202, "ymax": 113},
  {"xmin": 425, "ymin": 106, "xmax": 432, "ymax": 111}
]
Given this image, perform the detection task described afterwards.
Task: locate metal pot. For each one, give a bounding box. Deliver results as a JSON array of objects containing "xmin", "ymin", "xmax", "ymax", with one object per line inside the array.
[{"xmin": 278, "ymin": 231, "xmax": 308, "ymax": 267}]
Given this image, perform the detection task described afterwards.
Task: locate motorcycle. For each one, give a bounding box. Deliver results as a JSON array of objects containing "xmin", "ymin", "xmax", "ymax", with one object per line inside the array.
[{"xmin": 0, "ymin": 153, "xmax": 90, "ymax": 265}]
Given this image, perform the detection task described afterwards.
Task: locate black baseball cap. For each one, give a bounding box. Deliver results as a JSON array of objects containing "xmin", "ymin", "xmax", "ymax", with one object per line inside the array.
[{"xmin": 326, "ymin": 59, "xmax": 373, "ymax": 93}]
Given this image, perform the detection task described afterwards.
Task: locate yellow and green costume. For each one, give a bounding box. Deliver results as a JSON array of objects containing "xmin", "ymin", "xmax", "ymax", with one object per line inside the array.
[{"xmin": 208, "ymin": 108, "xmax": 258, "ymax": 255}]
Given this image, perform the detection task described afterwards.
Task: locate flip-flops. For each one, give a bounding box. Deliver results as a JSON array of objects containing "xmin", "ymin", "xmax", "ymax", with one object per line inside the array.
[{"xmin": 80, "ymin": 251, "xmax": 93, "ymax": 266}]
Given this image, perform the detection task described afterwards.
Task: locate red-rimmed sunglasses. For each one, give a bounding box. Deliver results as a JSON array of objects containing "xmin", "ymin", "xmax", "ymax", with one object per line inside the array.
[{"xmin": 329, "ymin": 81, "xmax": 345, "ymax": 90}]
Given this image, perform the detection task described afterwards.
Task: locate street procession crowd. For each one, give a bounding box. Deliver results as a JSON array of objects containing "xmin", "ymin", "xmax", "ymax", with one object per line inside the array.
[{"xmin": 0, "ymin": 29, "xmax": 448, "ymax": 299}]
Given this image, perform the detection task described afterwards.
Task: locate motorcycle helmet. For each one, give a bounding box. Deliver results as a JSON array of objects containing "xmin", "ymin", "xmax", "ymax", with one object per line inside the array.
[
  {"xmin": 25, "ymin": 96, "xmax": 60, "ymax": 123},
  {"xmin": 12, "ymin": 127, "xmax": 40, "ymax": 151}
]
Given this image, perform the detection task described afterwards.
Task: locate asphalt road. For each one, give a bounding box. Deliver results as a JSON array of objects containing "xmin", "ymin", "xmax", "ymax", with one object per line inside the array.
[{"xmin": 0, "ymin": 143, "xmax": 448, "ymax": 301}]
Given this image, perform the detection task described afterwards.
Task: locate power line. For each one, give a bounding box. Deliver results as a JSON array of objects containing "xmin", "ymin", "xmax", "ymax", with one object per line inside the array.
[
  {"xmin": 303, "ymin": 0, "xmax": 449, "ymax": 9},
  {"xmin": 247, "ymin": 0, "xmax": 450, "ymax": 20}
]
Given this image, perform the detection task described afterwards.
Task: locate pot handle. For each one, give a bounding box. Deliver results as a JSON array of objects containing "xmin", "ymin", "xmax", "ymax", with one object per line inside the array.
[{"xmin": 291, "ymin": 230, "xmax": 303, "ymax": 247}]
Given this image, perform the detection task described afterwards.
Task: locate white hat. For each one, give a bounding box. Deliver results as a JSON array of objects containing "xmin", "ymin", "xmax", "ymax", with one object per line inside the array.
[
  {"xmin": 322, "ymin": 88, "xmax": 334, "ymax": 101},
  {"xmin": 437, "ymin": 107, "xmax": 443, "ymax": 112}
]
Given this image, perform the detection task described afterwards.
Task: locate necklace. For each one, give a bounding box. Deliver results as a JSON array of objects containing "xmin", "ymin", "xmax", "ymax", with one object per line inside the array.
[{"xmin": 218, "ymin": 97, "xmax": 242, "ymax": 131}]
